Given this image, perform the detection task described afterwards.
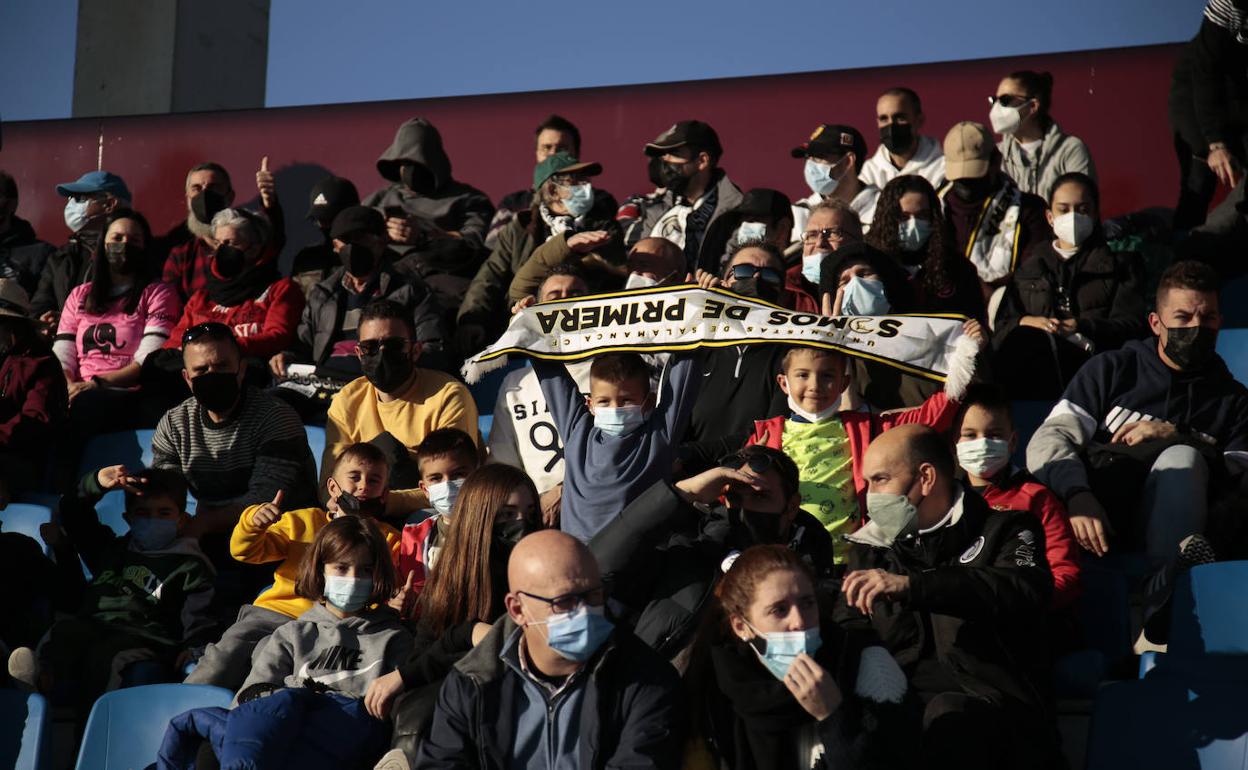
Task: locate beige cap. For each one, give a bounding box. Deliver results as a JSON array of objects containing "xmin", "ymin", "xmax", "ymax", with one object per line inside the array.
[
  {"xmin": 0, "ymin": 279, "xmax": 31, "ymax": 319},
  {"xmin": 943, "ymin": 121, "xmax": 994, "ymax": 181}
]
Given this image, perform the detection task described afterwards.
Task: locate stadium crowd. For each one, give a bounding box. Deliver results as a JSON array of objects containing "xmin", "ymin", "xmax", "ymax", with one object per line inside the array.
[{"xmin": 3, "ymin": 2, "xmax": 1248, "ymax": 767}]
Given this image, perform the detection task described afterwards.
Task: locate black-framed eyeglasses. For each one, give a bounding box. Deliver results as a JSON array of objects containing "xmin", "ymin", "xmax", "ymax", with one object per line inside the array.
[
  {"xmin": 730, "ymin": 264, "xmax": 784, "ymax": 286},
  {"xmin": 355, "ymin": 336, "xmax": 410, "ymax": 356},
  {"xmin": 517, "ymin": 586, "xmax": 606, "ymax": 615},
  {"xmin": 987, "ymin": 94, "xmax": 1032, "ymax": 108},
  {"xmin": 181, "ymin": 321, "xmax": 233, "ymax": 346},
  {"xmin": 720, "ymin": 451, "xmax": 778, "ymax": 476},
  {"xmin": 800, "ymin": 227, "xmax": 850, "ymax": 245}
]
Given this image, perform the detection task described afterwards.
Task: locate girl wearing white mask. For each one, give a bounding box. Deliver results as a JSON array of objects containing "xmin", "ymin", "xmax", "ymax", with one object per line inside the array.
[
  {"xmin": 989, "ymin": 70, "xmax": 1097, "ymax": 198},
  {"xmin": 990, "ymin": 173, "xmax": 1147, "ymax": 399},
  {"xmin": 682, "ymin": 544, "xmax": 911, "ymax": 770},
  {"xmin": 952, "ymin": 385, "xmax": 1081, "ymax": 611}
]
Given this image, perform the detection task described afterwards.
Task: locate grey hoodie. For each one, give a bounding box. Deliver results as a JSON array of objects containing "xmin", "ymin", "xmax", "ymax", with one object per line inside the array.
[
  {"xmin": 998, "ymin": 121, "xmax": 1096, "ymax": 199},
  {"xmin": 239, "ymin": 603, "xmax": 414, "ymax": 700}
]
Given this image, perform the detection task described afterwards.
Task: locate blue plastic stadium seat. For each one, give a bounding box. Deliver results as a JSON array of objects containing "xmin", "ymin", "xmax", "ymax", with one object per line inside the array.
[
  {"xmin": 305, "ymin": 424, "xmax": 327, "ymax": 477},
  {"xmin": 0, "ymin": 690, "xmax": 50, "ymax": 770},
  {"xmin": 478, "ymin": 414, "xmax": 494, "ymax": 444},
  {"xmin": 1220, "ymin": 274, "xmax": 1248, "ymax": 329},
  {"xmin": 0, "ymin": 503, "xmax": 54, "ymax": 555},
  {"xmin": 74, "ymin": 683, "xmax": 233, "ymax": 770},
  {"xmin": 1216, "ymin": 329, "xmax": 1248, "ymax": 385},
  {"xmin": 77, "ymin": 429, "xmax": 156, "ymax": 478},
  {"xmin": 1169, "ymin": 561, "xmax": 1248, "ymax": 658},
  {"xmin": 1009, "ymin": 399, "xmax": 1054, "ymax": 467},
  {"xmin": 467, "ymin": 357, "xmax": 526, "ymax": 417}
]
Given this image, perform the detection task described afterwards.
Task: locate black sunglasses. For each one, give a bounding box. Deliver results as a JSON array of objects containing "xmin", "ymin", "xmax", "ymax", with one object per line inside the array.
[
  {"xmin": 720, "ymin": 451, "xmax": 778, "ymax": 476},
  {"xmin": 731, "ymin": 264, "xmax": 784, "ymax": 286},
  {"xmin": 181, "ymin": 321, "xmax": 234, "ymax": 346},
  {"xmin": 355, "ymin": 336, "xmax": 410, "ymax": 356}
]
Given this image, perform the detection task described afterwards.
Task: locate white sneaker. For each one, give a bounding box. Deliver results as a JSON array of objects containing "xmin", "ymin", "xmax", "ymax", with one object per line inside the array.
[
  {"xmin": 7, "ymin": 646, "xmax": 39, "ymax": 692},
  {"xmin": 374, "ymin": 749, "xmax": 411, "ymax": 770}
]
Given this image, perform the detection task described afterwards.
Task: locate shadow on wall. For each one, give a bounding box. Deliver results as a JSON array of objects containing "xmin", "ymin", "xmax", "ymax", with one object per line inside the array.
[{"xmin": 234, "ymin": 162, "xmax": 334, "ymax": 274}]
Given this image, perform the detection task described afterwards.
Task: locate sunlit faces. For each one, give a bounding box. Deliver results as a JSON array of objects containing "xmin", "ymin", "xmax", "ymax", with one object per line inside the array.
[
  {"xmin": 777, "ymin": 349, "xmax": 849, "ymax": 416},
  {"xmin": 328, "ymin": 457, "xmax": 389, "ymax": 505},
  {"xmin": 730, "ymin": 568, "xmax": 819, "ymax": 640},
  {"xmin": 536, "ymin": 129, "xmax": 576, "ymax": 162},
  {"xmin": 586, "ymin": 374, "xmax": 654, "ymax": 413}
]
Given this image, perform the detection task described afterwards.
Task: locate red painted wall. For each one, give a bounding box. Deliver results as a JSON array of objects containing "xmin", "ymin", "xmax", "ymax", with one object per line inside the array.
[{"xmin": 1, "ymin": 43, "xmax": 1181, "ymax": 262}]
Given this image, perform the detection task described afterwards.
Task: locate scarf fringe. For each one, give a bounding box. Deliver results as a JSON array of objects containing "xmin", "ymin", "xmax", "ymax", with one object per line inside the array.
[
  {"xmin": 461, "ymin": 354, "xmax": 509, "ymax": 385},
  {"xmin": 942, "ymin": 334, "xmax": 979, "ymax": 401}
]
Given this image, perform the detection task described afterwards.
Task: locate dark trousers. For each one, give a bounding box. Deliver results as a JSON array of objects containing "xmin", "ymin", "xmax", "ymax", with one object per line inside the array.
[{"xmin": 993, "ymin": 327, "xmax": 1091, "ymax": 401}]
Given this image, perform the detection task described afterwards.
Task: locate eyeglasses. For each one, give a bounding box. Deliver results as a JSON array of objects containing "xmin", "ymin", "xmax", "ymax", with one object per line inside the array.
[
  {"xmin": 800, "ymin": 227, "xmax": 851, "ymax": 245},
  {"xmin": 355, "ymin": 336, "xmax": 410, "ymax": 356},
  {"xmin": 987, "ymin": 94, "xmax": 1032, "ymax": 108},
  {"xmin": 182, "ymin": 321, "xmax": 233, "ymax": 346},
  {"xmin": 517, "ymin": 586, "xmax": 606, "ymax": 615},
  {"xmin": 730, "ymin": 264, "xmax": 784, "ymax": 286}
]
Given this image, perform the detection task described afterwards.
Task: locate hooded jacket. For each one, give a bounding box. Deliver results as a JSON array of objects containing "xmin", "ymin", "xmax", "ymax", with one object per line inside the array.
[
  {"xmin": 998, "ymin": 121, "xmax": 1097, "ymax": 198},
  {"xmin": 993, "ymin": 237, "xmax": 1147, "ymax": 353},
  {"xmin": 1026, "ymin": 338, "xmax": 1248, "ymax": 502},
  {"xmin": 0, "ymin": 217, "xmax": 55, "ymax": 297},
  {"xmin": 416, "ymin": 616, "xmax": 682, "ymax": 770},
  {"xmin": 238, "ymin": 603, "xmax": 414, "ymax": 700}
]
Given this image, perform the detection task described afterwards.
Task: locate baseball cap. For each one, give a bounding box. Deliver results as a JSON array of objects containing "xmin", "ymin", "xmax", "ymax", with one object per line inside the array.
[
  {"xmin": 0, "ymin": 279, "xmax": 32, "ymax": 319},
  {"xmin": 943, "ymin": 122, "xmax": 994, "ymax": 181},
  {"xmin": 307, "ymin": 176, "xmax": 360, "ymax": 221},
  {"xmin": 532, "ymin": 153, "xmax": 603, "ymax": 191},
  {"xmin": 736, "ymin": 188, "xmax": 793, "ymax": 221},
  {"xmin": 790, "ymin": 125, "xmax": 867, "ymax": 162},
  {"xmin": 330, "ymin": 206, "xmax": 385, "ymax": 240},
  {"xmin": 644, "ymin": 120, "xmax": 723, "ymax": 159},
  {"xmin": 56, "ymin": 170, "xmax": 131, "ymax": 200}
]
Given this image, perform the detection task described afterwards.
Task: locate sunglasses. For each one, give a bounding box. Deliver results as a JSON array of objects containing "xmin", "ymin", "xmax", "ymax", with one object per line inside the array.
[
  {"xmin": 720, "ymin": 451, "xmax": 778, "ymax": 476},
  {"xmin": 730, "ymin": 264, "xmax": 784, "ymax": 286},
  {"xmin": 355, "ymin": 336, "xmax": 410, "ymax": 356},
  {"xmin": 181, "ymin": 321, "xmax": 233, "ymax": 346}
]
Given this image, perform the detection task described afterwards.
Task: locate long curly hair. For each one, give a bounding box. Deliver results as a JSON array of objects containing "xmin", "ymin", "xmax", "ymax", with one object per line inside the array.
[{"xmin": 866, "ymin": 175, "xmax": 959, "ymax": 301}]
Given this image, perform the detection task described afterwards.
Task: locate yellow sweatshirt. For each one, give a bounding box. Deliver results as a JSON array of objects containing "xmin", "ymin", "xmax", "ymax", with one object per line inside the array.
[
  {"xmin": 323, "ymin": 370, "xmax": 480, "ymax": 515},
  {"xmin": 230, "ymin": 505, "xmax": 401, "ymax": 618}
]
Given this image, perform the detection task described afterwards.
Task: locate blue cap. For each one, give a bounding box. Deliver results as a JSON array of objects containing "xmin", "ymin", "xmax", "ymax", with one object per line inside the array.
[{"xmin": 55, "ymin": 170, "xmax": 131, "ymax": 200}]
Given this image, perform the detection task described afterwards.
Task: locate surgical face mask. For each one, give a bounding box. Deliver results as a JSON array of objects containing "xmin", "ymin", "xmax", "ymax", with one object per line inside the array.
[
  {"xmin": 191, "ymin": 370, "xmax": 242, "ymax": 413},
  {"xmin": 736, "ymin": 221, "xmax": 767, "ymax": 244},
  {"xmin": 1052, "ymin": 212, "xmax": 1094, "ymax": 248},
  {"xmin": 866, "ymin": 488, "xmax": 919, "ymax": 544},
  {"xmin": 560, "ymin": 183, "xmax": 594, "ymax": 218},
  {"xmin": 129, "ymin": 517, "xmax": 178, "ymax": 551},
  {"xmin": 744, "ymin": 621, "xmax": 823, "ymax": 681},
  {"xmin": 1164, "ymin": 325, "xmax": 1219, "ymax": 371},
  {"xmin": 879, "ymin": 123, "xmax": 914, "ymax": 155},
  {"xmin": 956, "ymin": 437, "xmax": 1011, "ymax": 479},
  {"xmin": 213, "ymin": 244, "xmax": 247, "ymax": 279},
  {"xmin": 804, "ymin": 158, "xmax": 842, "ymax": 197},
  {"xmin": 335, "ymin": 490, "xmax": 386, "ymax": 519},
  {"xmin": 898, "ymin": 217, "xmax": 933, "ymax": 253},
  {"xmin": 64, "ymin": 199, "xmax": 93, "ymax": 233},
  {"xmin": 787, "ymin": 394, "xmax": 838, "ymax": 424},
  {"xmin": 339, "ymin": 243, "xmax": 377, "ymax": 277},
  {"xmin": 324, "ymin": 574, "xmax": 373, "ymax": 613},
  {"xmin": 801, "ymin": 252, "xmax": 826, "ymax": 285},
  {"xmin": 840, "ymin": 276, "xmax": 891, "ymax": 316},
  {"xmin": 538, "ymin": 604, "xmax": 615, "ymax": 662},
  {"xmin": 594, "ymin": 404, "xmax": 646, "ymax": 437},
  {"xmin": 426, "ymin": 478, "xmax": 464, "ymax": 516},
  {"xmin": 625, "ymin": 272, "xmax": 659, "ymax": 290},
  {"xmin": 989, "ymin": 101, "xmax": 1024, "ymax": 135},
  {"xmin": 104, "ymin": 241, "xmax": 142, "ymax": 274}
]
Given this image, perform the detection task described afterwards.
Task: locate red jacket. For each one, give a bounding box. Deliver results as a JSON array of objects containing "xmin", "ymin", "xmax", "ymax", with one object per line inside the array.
[
  {"xmin": 0, "ymin": 348, "xmax": 66, "ymax": 457},
  {"xmin": 746, "ymin": 390, "xmax": 960, "ymax": 526},
  {"xmin": 978, "ymin": 470, "xmax": 1082, "ymax": 611},
  {"xmin": 164, "ymin": 277, "xmax": 304, "ymax": 359},
  {"xmin": 784, "ymin": 264, "xmax": 820, "ymax": 314},
  {"xmin": 398, "ymin": 513, "xmax": 444, "ymax": 600}
]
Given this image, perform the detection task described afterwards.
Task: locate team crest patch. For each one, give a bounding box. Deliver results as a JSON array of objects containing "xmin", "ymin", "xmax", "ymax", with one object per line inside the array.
[{"xmin": 959, "ymin": 536, "xmax": 985, "ymax": 564}]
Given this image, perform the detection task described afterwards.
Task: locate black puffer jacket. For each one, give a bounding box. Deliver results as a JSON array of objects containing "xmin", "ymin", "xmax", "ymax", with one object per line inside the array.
[
  {"xmin": 992, "ymin": 236, "xmax": 1147, "ymax": 353},
  {"xmin": 0, "ymin": 218, "xmax": 55, "ymax": 297}
]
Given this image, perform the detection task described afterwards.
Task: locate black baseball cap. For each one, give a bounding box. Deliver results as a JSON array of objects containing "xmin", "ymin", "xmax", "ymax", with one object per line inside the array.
[
  {"xmin": 308, "ymin": 176, "xmax": 360, "ymax": 221},
  {"xmin": 644, "ymin": 120, "xmax": 723, "ymax": 160},
  {"xmin": 736, "ymin": 188, "xmax": 793, "ymax": 221},
  {"xmin": 790, "ymin": 124, "xmax": 868, "ymax": 162},
  {"xmin": 330, "ymin": 206, "xmax": 385, "ymax": 240}
]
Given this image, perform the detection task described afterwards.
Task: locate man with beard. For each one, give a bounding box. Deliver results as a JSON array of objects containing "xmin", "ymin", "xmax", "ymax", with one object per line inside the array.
[
  {"xmin": 160, "ymin": 159, "xmax": 286, "ymax": 303},
  {"xmin": 364, "ymin": 118, "xmax": 495, "ymax": 318},
  {"xmin": 0, "ymin": 171, "xmax": 55, "ymax": 297},
  {"xmin": 590, "ymin": 444, "xmax": 835, "ymax": 660}
]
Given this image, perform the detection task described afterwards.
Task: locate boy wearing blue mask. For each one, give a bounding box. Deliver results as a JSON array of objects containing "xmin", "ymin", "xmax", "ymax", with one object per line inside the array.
[
  {"xmin": 10, "ymin": 465, "xmax": 213, "ymax": 719},
  {"xmin": 534, "ymin": 350, "xmax": 699, "ymax": 541}
]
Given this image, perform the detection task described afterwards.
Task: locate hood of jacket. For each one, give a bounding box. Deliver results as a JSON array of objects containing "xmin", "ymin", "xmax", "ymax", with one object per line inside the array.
[
  {"xmin": 0, "ymin": 216, "xmax": 39, "ymax": 248},
  {"xmin": 294, "ymin": 602, "xmax": 404, "ymax": 634},
  {"xmin": 377, "ymin": 118, "xmax": 453, "ymax": 190}
]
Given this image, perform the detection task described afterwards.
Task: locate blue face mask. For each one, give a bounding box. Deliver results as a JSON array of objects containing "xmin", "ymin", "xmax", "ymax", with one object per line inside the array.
[
  {"xmin": 324, "ymin": 574, "xmax": 373, "ymax": 613},
  {"xmin": 128, "ymin": 517, "xmax": 178, "ymax": 551},
  {"xmin": 594, "ymin": 404, "xmax": 646, "ymax": 437},
  {"xmin": 737, "ymin": 221, "xmax": 767, "ymax": 244},
  {"xmin": 898, "ymin": 217, "xmax": 933, "ymax": 252},
  {"xmin": 801, "ymin": 251, "xmax": 827, "ymax": 285},
  {"xmin": 426, "ymin": 478, "xmax": 465, "ymax": 516},
  {"xmin": 840, "ymin": 275, "xmax": 891, "ymax": 316},
  {"xmin": 561, "ymin": 183, "xmax": 594, "ymax": 218},
  {"xmin": 63, "ymin": 198, "xmax": 93, "ymax": 233},
  {"xmin": 745, "ymin": 622, "xmax": 823, "ymax": 681},
  {"xmin": 804, "ymin": 158, "xmax": 842, "ymax": 197},
  {"xmin": 540, "ymin": 604, "xmax": 615, "ymax": 662}
]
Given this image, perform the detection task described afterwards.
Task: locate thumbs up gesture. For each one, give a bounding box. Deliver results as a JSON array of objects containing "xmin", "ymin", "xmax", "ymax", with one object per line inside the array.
[
  {"xmin": 252, "ymin": 490, "xmax": 286, "ymax": 529},
  {"xmin": 256, "ymin": 156, "xmax": 276, "ymax": 209}
]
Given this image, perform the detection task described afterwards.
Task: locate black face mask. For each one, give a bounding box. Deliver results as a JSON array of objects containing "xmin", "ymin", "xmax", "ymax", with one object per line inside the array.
[
  {"xmin": 360, "ymin": 346, "xmax": 414, "ymax": 393},
  {"xmin": 400, "ymin": 164, "xmax": 436, "ymax": 196},
  {"xmin": 490, "ymin": 518, "xmax": 530, "ymax": 568},
  {"xmin": 214, "ymin": 244, "xmax": 247, "ymax": 279},
  {"xmin": 104, "ymin": 241, "xmax": 142, "ymax": 274},
  {"xmin": 647, "ymin": 156, "xmax": 666, "ymax": 188},
  {"xmin": 1164, "ymin": 325, "xmax": 1219, "ymax": 371},
  {"xmin": 742, "ymin": 509, "xmax": 787, "ymax": 544},
  {"xmin": 732, "ymin": 276, "xmax": 781, "ymax": 304},
  {"xmin": 951, "ymin": 178, "xmax": 992, "ymax": 202},
  {"xmin": 339, "ymin": 243, "xmax": 378, "ymax": 278},
  {"xmin": 191, "ymin": 370, "xmax": 241, "ymax": 413},
  {"xmin": 659, "ymin": 161, "xmax": 693, "ymax": 196},
  {"xmin": 336, "ymin": 490, "xmax": 387, "ymax": 519},
  {"xmin": 190, "ymin": 189, "xmax": 228, "ymax": 225},
  {"xmin": 879, "ymin": 123, "xmax": 915, "ymax": 155}
]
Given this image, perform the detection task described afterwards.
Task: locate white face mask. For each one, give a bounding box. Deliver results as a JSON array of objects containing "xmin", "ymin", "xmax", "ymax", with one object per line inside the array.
[
  {"xmin": 786, "ymin": 394, "xmax": 839, "ymax": 424},
  {"xmin": 839, "ymin": 275, "xmax": 891, "ymax": 316},
  {"xmin": 989, "ymin": 101, "xmax": 1023, "ymax": 135},
  {"xmin": 956, "ymin": 437, "xmax": 1011, "ymax": 479},
  {"xmin": 64, "ymin": 198, "xmax": 92, "ymax": 233},
  {"xmin": 426, "ymin": 478, "xmax": 465, "ymax": 516},
  {"xmin": 1052, "ymin": 211, "xmax": 1094, "ymax": 248},
  {"xmin": 625, "ymin": 272, "xmax": 659, "ymax": 290},
  {"xmin": 801, "ymin": 251, "xmax": 828, "ymax": 285}
]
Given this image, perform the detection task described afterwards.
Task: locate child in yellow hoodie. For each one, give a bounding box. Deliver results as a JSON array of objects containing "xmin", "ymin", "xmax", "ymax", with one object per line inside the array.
[{"xmin": 184, "ymin": 442, "xmax": 401, "ymax": 691}]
